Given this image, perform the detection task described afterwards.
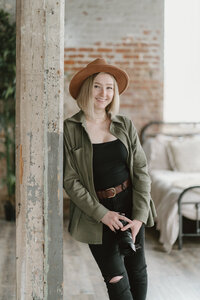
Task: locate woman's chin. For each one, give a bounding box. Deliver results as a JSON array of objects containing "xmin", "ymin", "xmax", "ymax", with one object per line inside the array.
[
  {"xmin": 94, "ymin": 103, "xmax": 108, "ymax": 110},
  {"xmin": 94, "ymin": 101, "xmax": 111, "ymax": 110}
]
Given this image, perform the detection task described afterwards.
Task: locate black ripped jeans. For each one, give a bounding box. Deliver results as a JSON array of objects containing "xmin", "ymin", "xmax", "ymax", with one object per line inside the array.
[{"xmin": 89, "ymin": 187, "xmax": 147, "ymax": 300}]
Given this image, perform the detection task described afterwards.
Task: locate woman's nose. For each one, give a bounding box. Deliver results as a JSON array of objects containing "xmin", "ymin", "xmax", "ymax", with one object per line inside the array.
[{"xmin": 99, "ymin": 87, "xmax": 106, "ymax": 97}]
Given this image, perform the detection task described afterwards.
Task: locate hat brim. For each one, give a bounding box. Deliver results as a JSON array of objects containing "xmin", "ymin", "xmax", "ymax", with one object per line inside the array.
[{"xmin": 69, "ymin": 64, "xmax": 129, "ymax": 100}]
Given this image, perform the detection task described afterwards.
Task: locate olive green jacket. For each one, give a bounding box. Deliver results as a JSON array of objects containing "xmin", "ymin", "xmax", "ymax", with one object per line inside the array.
[{"xmin": 63, "ymin": 110, "xmax": 156, "ymax": 244}]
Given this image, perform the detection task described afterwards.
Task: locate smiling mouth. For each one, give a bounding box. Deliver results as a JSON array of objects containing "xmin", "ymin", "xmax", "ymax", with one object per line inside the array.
[{"xmin": 96, "ymin": 98, "xmax": 107, "ymax": 102}]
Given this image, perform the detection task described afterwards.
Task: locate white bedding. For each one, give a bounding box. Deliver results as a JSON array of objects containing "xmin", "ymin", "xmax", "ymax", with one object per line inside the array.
[{"xmin": 150, "ymin": 170, "xmax": 200, "ymax": 252}]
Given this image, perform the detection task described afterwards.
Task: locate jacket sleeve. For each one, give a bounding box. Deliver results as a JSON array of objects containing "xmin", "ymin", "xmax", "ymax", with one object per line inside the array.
[
  {"xmin": 125, "ymin": 118, "xmax": 153, "ymax": 224},
  {"xmin": 63, "ymin": 122, "xmax": 109, "ymax": 222}
]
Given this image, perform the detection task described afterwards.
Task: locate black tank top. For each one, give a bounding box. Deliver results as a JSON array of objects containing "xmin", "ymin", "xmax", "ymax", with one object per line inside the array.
[{"xmin": 92, "ymin": 139, "xmax": 130, "ymax": 190}]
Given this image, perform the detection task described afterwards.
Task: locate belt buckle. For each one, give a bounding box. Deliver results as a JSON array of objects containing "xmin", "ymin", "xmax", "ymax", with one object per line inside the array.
[{"xmin": 106, "ymin": 187, "xmax": 116, "ymax": 198}]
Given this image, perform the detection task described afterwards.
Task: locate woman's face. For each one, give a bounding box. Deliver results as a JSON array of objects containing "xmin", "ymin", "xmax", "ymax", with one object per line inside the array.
[{"xmin": 92, "ymin": 73, "xmax": 114, "ymax": 111}]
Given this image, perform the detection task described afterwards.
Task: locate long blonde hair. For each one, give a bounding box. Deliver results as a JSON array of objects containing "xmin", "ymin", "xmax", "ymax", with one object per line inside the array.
[{"xmin": 76, "ymin": 72, "xmax": 120, "ymax": 118}]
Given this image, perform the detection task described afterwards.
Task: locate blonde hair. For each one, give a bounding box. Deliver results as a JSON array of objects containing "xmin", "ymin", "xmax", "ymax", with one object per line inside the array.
[{"xmin": 76, "ymin": 72, "xmax": 120, "ymax": 118}]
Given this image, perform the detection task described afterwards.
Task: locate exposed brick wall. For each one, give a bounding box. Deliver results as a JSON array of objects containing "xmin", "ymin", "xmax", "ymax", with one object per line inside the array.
[{"xmin": 64, "ymin": 0, "xmax": 164, "ymax": 132}]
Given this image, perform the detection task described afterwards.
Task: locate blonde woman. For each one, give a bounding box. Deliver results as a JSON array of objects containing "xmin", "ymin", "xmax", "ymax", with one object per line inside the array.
[{"xmin": 63, "ymin": 58, "xmax": 156, "ymax": 300}]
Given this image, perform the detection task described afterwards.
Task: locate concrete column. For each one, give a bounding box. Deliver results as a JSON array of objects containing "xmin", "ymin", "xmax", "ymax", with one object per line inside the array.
[{"xmin": 16, "ymin": 1, "xmax": 64, "ymax": 299}]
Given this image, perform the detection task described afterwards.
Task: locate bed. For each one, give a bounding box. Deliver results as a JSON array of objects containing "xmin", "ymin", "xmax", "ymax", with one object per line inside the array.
[{"xmin": 141, "ymin": 121, "xmax": 200, "ymax": 252}]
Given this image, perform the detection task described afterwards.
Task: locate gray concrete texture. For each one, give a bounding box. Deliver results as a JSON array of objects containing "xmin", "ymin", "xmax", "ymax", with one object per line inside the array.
[{"xmin": 15, "ymin": 0, "xmax": 64, "ymax": 299}]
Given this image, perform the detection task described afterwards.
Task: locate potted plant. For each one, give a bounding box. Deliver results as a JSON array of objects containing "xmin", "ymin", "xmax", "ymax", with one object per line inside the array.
[{"xmin": 0, "ymin": 9, "xmax": 16, "ymax": 221}]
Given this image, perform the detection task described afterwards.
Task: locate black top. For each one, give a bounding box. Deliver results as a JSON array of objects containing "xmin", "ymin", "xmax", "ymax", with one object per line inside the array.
[{"xmin": 92, "ymin": 139, "xmax": 130, "ymax": 190}]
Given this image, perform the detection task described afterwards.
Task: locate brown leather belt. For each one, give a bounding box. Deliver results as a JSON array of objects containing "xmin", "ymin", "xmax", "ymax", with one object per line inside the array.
[{"xmin": 96, "ymin": 178, "xmax": 131, "ymax": 200}]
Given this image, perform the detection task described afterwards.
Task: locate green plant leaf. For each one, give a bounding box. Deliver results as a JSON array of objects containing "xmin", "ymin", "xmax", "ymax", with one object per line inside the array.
[
  {"xmin": 0, "ymin": 9, "xmax": 16, "ymax": 201},
  {"xmin": 0, "ymin": 151, "xmax": 6, "ymax": 159}
]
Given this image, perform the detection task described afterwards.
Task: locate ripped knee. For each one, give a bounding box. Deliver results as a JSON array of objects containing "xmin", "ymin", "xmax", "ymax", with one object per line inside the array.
[{"xmin": 109, "ymin": 275, "xmax": 123, "ymax": 284}]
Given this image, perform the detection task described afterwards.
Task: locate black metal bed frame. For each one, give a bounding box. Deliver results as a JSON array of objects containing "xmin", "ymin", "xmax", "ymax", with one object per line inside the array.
[
  {"xmin": 178, "ymin": 186, "xmax": 200, "ymax": 249},
  {"xmin": 140, "ymin": 120, "xmax": 200, "ymax": 144},
  {"xmin": 140, "ymin": 121, "xmax": 200, "ymax": 249}
]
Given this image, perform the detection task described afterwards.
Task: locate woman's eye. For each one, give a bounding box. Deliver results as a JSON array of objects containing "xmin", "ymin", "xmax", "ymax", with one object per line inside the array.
[
  {"xmin": 94, "ymin": 85, "xmax": 100, "ymax": 88},
  {"xmin": 107, "ymin": 86, "xmax": 113, "ymax": 90}
]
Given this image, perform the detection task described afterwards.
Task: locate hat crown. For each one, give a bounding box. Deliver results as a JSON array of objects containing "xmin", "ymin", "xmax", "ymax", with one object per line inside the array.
[{"xmin": 87, "ymin": 58, "xmax": 107, "ymax": 67}]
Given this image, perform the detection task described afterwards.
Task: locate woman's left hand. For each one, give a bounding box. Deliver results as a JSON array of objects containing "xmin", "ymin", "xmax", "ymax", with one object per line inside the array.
[{"xmin": 121, "ymin": 219, "xmax": 143, "ymax": 242}]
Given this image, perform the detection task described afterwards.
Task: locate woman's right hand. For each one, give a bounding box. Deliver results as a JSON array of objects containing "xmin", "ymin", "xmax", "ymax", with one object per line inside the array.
[{"xmin": 100, "ymin": 211, "xmax": 131, "ymax": 232}]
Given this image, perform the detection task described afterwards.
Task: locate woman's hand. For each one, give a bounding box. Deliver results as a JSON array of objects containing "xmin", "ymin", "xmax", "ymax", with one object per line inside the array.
[
  {"xmin": 101, "ymin": 211, "xmax": 133, "ymax": 232},
  {"xmin": 121, "ymin": 219, "xmax": 143, "ymax": 242}
]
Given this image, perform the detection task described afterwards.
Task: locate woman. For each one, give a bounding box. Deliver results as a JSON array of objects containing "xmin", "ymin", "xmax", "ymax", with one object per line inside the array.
[{"xmin": 63, "ymin": 58, "xmax": 156, "ymax": 300}]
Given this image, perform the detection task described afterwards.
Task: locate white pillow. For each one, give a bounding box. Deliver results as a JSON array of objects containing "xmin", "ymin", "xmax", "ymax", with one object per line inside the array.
[
  {"xmin": 167, "ymin": 137, "xmax": 200, "ymax": 172},
  {"xmin": 142, "ymin": 135, "xmax": 172, "ymax": 170}
]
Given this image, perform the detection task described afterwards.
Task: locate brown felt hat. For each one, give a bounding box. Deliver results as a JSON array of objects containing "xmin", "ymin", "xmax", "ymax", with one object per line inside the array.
[{"xmin": 69, "ymin": 58, "xmax": 129, "ymax": 99}]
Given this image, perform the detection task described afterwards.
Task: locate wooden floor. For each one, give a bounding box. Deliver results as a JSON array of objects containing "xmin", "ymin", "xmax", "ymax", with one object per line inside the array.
[{"xmin": 0, "ymin": 219, "xmax": 200, "ymax": 300}]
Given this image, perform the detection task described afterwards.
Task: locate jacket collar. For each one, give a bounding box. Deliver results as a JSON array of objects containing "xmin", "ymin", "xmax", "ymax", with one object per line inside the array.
[
  {"xmin": 67, "ymin": 110, "xmax": 123, "ymax": 125},
  {"xmin": 67, "ymin": 110, "xmax": 85, "ymax": 124}
]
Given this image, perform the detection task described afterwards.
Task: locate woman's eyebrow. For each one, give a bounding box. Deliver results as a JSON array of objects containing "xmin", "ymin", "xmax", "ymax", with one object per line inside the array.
[{"xmin": 94, "ymin": 81, "xmax": 114, "ymax": 86}]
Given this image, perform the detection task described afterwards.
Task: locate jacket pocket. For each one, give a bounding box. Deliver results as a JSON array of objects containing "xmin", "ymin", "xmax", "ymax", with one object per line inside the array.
[{"xmin": 81, "ymin": 212, "xmax": 97, "ymax": 224}]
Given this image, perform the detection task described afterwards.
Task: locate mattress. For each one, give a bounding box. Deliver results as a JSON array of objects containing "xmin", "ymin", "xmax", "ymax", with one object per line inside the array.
[{"xmin": 150, "ymin": 170, "xmax": 200, "ymax": 252}]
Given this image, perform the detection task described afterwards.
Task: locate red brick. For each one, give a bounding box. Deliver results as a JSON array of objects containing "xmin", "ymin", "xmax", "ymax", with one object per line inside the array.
[
  {"xmin": 76, "ymin": 60, "xmax": 91, "ymax": 65},
  {"xmin": 122, "ymin": 43, "xmax": 138, "ymax": 47},
  {"xmin": 89, "ymin": 54, "xmax": 101, "ymax": 58},
  {"xmin": 71, "ymin": 67, "xmax": 82, "ymax": 71},
  {"xmin": 114, "ymin": 61, "xmax": 130, "ymax": 66},
  {"xmin": 65, "ymin": 48, "xmax": 77, "ymax": 52},
  {"xmin": 78, "ymin": 48, "xmax": 94, "ymax": 52},
  {"xmin": 115, "ymin": 49, "xmax": 131, "ymax": 53},
  {"xmin": 64, "ymin": 60, "xmax": 75, "ymax": 64},
  {"xmin": 123, "ymin": 55, "xmax": 139, "ymax": 59},
  {"xmin": 143, "ymin": 30, "xmax": 151, "ymax": 35},
  {"xmin": 68, "ymin": 54, "xmax": 84, "ymax": 58},
  {"xmin": 134, "ymin": 48, "xmax": 149, "ymax": 53},
  {"xmin": 137, "ymin": 43, "xmax": 148, "ymax": 47},
  {"xmin": 94, "ymin": 42, "xmax": 101, "ymax": 46},
  {"xmin": 97, "ymin": 48, "xmax": 112, "ymax": 52},
  {"xmin": 134, "ymin": 61, "xmax": 149, "ymax": 65},
  {"xmin": 120, "ymin": 103, "xmax": 135, "ymax": 108}
]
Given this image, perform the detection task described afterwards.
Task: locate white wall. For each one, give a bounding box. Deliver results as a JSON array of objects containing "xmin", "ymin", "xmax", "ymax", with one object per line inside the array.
[{"xmin": 164, "ymin": 0, "xmax": 200, "ymax": 122}]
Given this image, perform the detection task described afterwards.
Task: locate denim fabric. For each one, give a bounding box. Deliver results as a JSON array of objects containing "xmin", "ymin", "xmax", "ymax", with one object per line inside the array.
[{"xmin": 89, "ymin": 187, "xmax": 147, "ymax": 300}]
